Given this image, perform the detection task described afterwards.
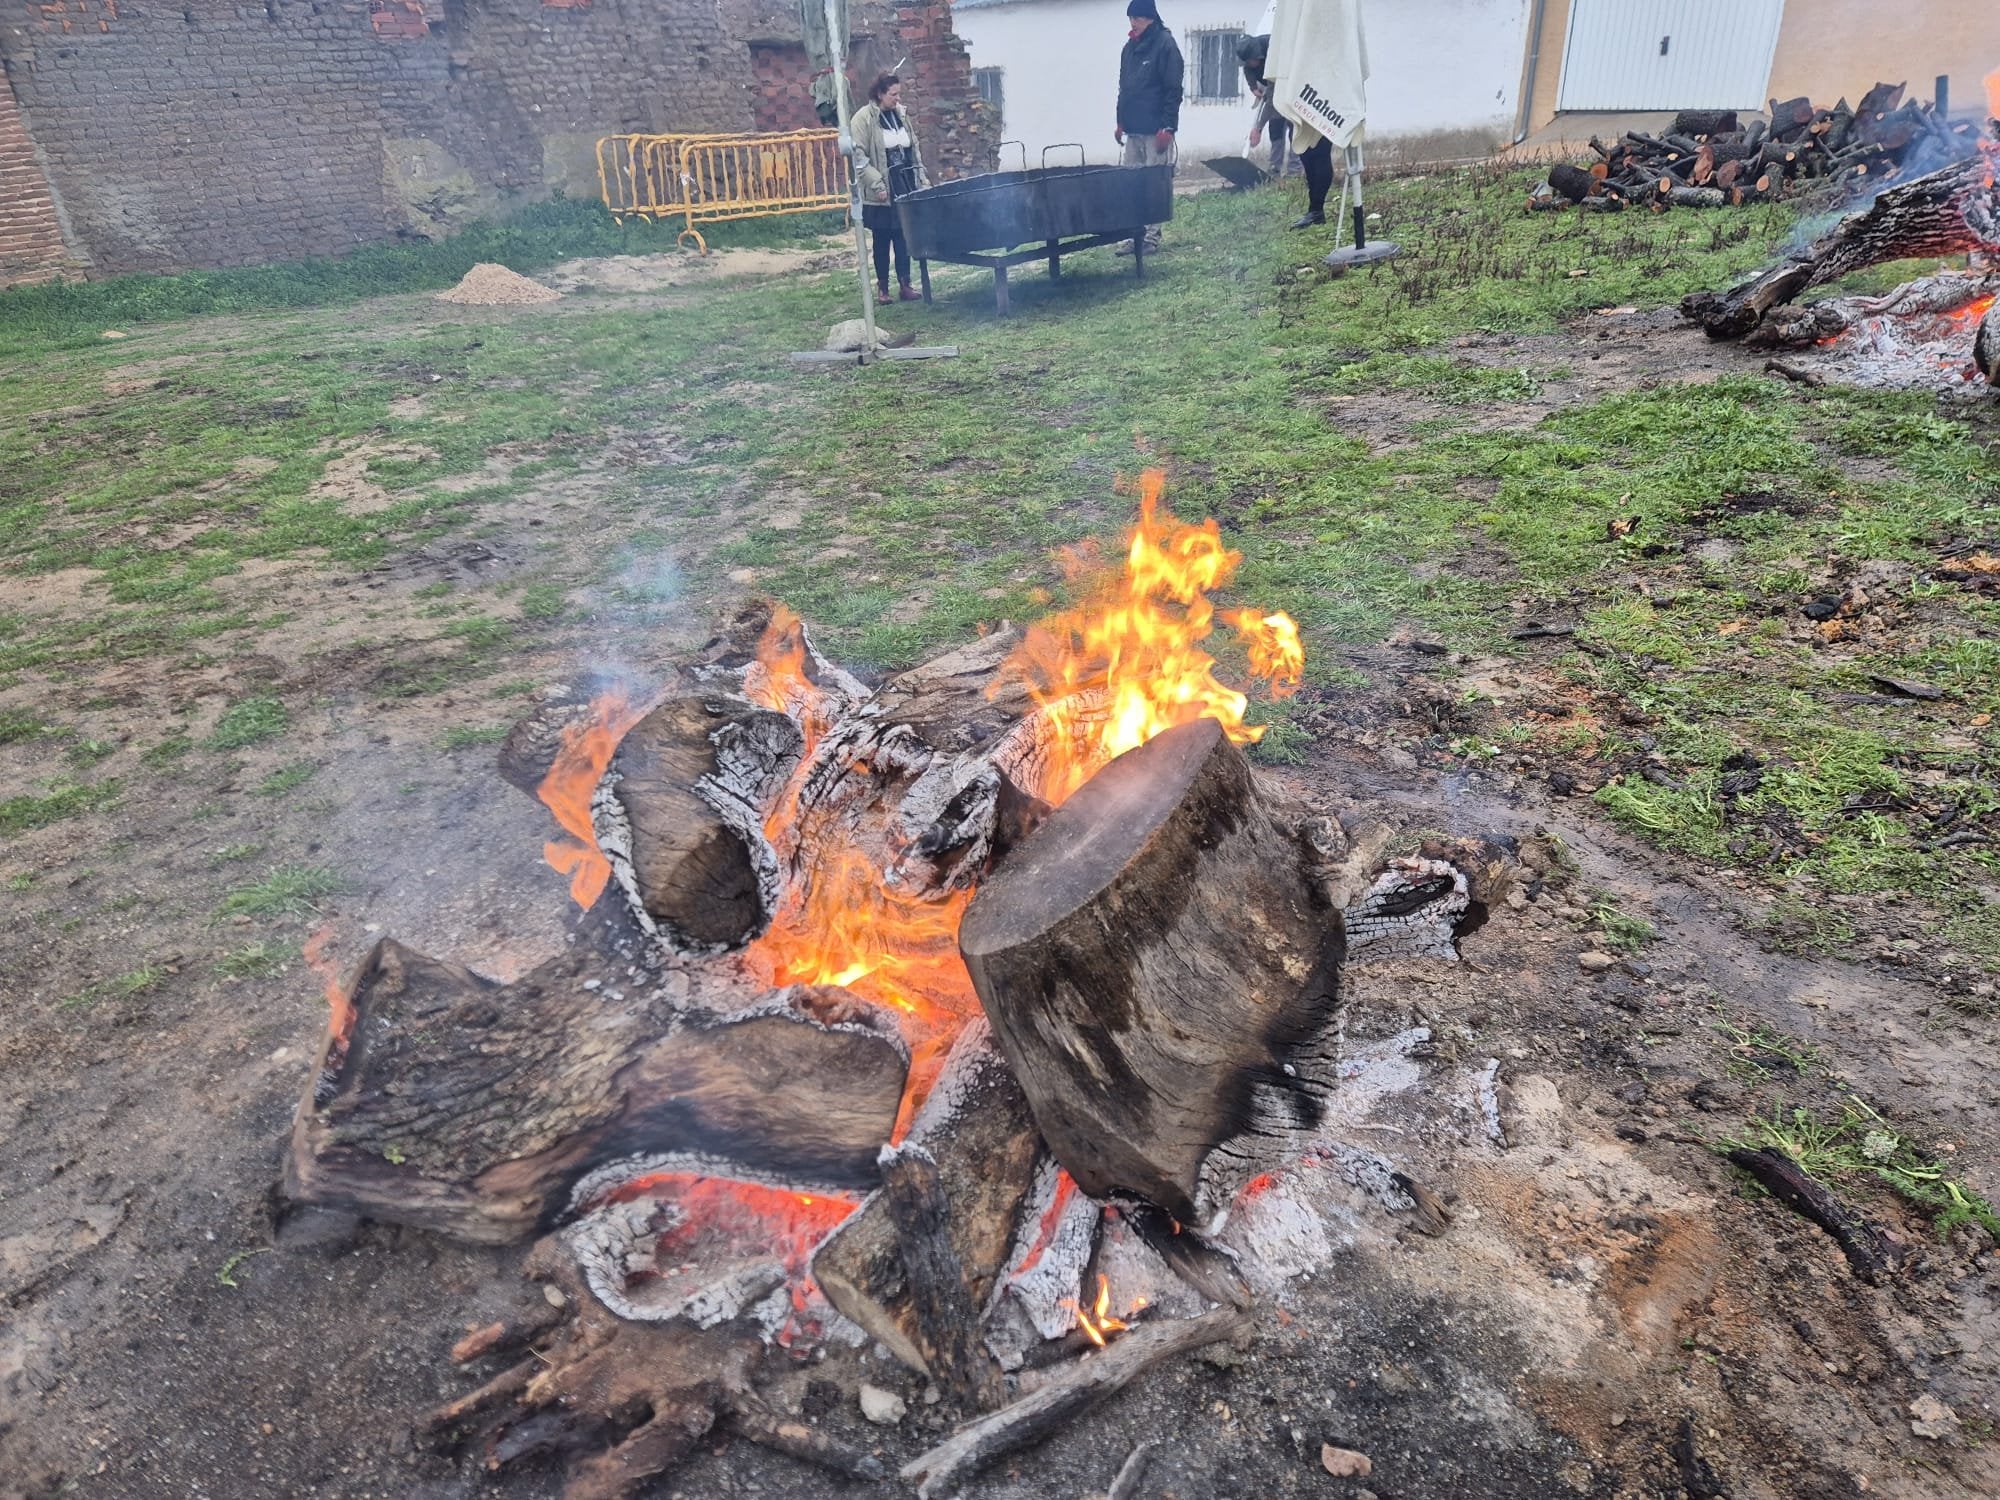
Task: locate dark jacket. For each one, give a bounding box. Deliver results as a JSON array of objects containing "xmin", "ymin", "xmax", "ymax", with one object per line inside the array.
[{"xmin": 1117, "ymin": 22, "xmax": 1184, "ymax": 135}]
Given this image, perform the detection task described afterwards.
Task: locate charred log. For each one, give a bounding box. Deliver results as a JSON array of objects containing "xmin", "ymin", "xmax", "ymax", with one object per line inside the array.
[
  {"xmin": 1727, "ymin": 1146, "xmax": 1903, "ymax": 1284},
  {"xmin": 960, "ymin": 717, "xmax": 1344, "ymax": 1227},
  {"xmin": 1686, "ymin": 153, "xmax": 2000, "ymax": 339},
  {"xmin": 812, "ymin": 1022, "xmax": 1039, "ymax": 1382},
  {"xmin": 285, "ymin": 939, "xmax": 908, "ymax": 1243},
  {"xmin": 1977, "ymin": 301, "xmax": 2000, "ymax": 386}
]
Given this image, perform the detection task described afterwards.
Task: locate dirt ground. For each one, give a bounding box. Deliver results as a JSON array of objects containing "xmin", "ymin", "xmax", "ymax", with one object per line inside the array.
[{"xmin": 3, "ymin": 246, "xmax": 1998, "ymax": 1500}]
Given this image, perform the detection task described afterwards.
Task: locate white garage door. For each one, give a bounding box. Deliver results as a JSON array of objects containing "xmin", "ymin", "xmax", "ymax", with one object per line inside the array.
[{"xmin": 1557, "ymin": 0, "xmax": 1786, "ymax": 112}]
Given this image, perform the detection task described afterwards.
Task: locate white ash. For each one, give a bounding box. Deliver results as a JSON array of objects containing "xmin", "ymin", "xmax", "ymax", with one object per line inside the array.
[
  {"xmin": 1474, "ymin": 1059, "xmax": 1508, "ymax": 1148},
  {"xmin": 1219, "ymin": 1173, "xmax": 1336, "ymax": 1288},
  {"xmin": 724, "ymin": 985, "xmax": 912, "ymax": 1062},
  {"xmin": 559, "ymin": 1195, "xmax": 787, "ymax": 1327},
  {"xmin": 983, "ymin": 1154, "xmax": 1101, "ymax": 1348}
]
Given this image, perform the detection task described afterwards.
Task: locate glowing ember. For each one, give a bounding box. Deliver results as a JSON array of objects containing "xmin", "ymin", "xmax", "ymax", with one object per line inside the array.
[
  {"xmin": 999, "ymin": 469, "xmax": 1304, "ymax": 803},
  {"xmin": 538, "ymin": 693, "xmax": 648, "ymax": 906},
  {"xmin": 1069, "ymin": 1273, "xmax": 1146, "ymax": 1347},
  {"xmin": 1986, "ymin": 68, "xmax": 2000, "ymax": 127},
  {"xmin": 1950, "ymin": 293, "xmax": 1997, "ymax": 326},
  {"xmin": 1010, "ymin": 1167, "xmax": 1081, "ymax": 1278},
  {"xmin": 302, "ymin": 925, "xmax": 355, "ymax": 1050}
]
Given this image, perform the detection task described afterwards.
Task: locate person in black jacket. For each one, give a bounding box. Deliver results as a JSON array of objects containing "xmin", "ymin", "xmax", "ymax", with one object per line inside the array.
[{"xmin": 1114, "ymin": 0, "xmax": 1182, "ymax": 250}]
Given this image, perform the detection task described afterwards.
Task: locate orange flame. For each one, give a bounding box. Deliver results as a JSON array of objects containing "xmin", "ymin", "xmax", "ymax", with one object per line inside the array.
[
  {"xmin": 538, "ymin": 693, "xmax": 648, "ymax": 907},
  {"xmin": 1069, "ymin": 1273, "xmax": 1147, "ymax": 1347},
  {"xmin": 1000, "ymin": 470, "xmax": 1304, "ymax": 803},
  {"xmin": 743, "ymin": 604, "xmax": 843, "ymax": 757},
  {"xmin": 1985, "ymin": 67, "xmax": 2000, "ymax": 125},
  {"xmin": 303, "ymin": 925, "xmax": 354, "ymax": 1050},
  {"xmin": 1950, "ymin": 293, "xmax": 1997, "ymax": 327}
]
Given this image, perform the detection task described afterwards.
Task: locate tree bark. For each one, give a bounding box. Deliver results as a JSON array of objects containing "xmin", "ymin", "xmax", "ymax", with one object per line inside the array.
[
  {"xmin": 1976, "ymin": 301, "xmax": 1999, "ymax": 386},
  {"xmin": 878, "ymin": 1144, "xmax": 1009, "ymax": 1409},
  {"xmin": 285, "ymin": 939, "xmax": 908, "ymax": 1243},
  {"xmin": 1548, "ymin": 162, "xmax": 1598, "ymax": 204},
  {"xmin": 1672, "ymin": 109, "xmax": 1739, "ymax": 138},
  {"xmin": 960, "ymin": 717, "xmax": 1344, "ymax": 1227}
]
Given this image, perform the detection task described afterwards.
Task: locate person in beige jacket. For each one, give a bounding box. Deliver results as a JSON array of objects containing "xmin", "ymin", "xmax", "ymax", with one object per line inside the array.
[{"xmin": 850, "ymin": 73, "xmax": 931, "ymax": 302}]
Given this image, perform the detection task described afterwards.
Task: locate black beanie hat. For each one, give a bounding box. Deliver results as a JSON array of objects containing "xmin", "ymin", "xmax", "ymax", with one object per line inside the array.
[{"xmin": 1126, "ymin": 0, "xmax": 1159, "ymax": 19}]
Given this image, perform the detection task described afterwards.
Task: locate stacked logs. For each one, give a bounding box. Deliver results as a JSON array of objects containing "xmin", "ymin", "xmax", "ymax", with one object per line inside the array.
[{"xmin": 1531, "ymin": 86, "xmax": 1984, "ymax": 215}]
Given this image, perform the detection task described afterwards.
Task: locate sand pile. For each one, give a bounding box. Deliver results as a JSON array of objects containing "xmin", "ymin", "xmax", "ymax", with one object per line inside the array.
[{"xmin": 435, "ymin": 263, "xmax": 561, "ymax": 306}]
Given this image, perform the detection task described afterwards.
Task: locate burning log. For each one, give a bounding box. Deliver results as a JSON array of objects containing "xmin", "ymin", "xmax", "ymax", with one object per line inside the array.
[
  {"xmin": 285, "ymin": 939, "xmax": 909, "ymax": 1243},
  {"xmin": 898, "ymin": 1306, "xmax": 1253, "ymax": 1500},
  {"xmin": 811, "ymin": 1021, "xmax": 1039, "ymax": 1388},
  {"xmin": 1977, "ymin": 301, "xmax": 2000, "ymax": 385},
  {"xmin": 961, "ymin": 717, "xmax": 1344, "ymax": 1228},
  {"xmin": 1684, "ymin": 152, "xmax": 2000, "ymax": 340},
  {"xmin": 593, "ymin": 692, "xmax": 802, "ymax": 953},
  {"xmin": 877, "ymin": 1143, "xmax": 1009, "ymax": 1408}
]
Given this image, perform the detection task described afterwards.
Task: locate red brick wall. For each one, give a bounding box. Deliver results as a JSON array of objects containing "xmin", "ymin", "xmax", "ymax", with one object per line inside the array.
[
  {"xmin": 895, "ymin": 0, "xmax": 994, "ymax": 180},
  {"xmin": 749, "ymin": 41, "xmax": 820, "ymax": 133},
  {"xmin": 0, "ymin": 71, "xmax": 73, "ymax": 287}
]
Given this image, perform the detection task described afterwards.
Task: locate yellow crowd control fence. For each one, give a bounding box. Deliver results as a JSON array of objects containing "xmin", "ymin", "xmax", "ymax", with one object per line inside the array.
[{"xmin": 596, "ymin": 130, "xmax": 850, "ymax": 253}]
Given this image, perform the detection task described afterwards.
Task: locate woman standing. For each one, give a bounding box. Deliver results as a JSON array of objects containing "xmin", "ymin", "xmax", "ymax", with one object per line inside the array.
[{"xmin": 851, "ymin": 73, "xmax": 930, "ymax": 303}]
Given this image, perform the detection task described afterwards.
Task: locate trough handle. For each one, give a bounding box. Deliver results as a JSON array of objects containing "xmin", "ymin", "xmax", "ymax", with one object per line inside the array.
[
  {"xmin": 1042, "ymin": 143, "xmax": 1086, "ymax": 168},
  {"xmin": 999, "ymin": 139, "xmax": 1029, "ymax": 172}
]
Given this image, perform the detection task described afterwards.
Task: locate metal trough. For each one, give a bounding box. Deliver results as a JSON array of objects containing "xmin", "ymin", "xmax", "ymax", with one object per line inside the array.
[{"xmin": 894, "ymin": 150, "xmax": 1175, "ymax": 314}]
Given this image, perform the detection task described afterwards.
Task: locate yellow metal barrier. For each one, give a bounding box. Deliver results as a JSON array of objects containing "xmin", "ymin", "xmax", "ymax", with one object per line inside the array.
[{"xmin": 595, "ymin": 130, "xmax": 850, "ymax": 254}]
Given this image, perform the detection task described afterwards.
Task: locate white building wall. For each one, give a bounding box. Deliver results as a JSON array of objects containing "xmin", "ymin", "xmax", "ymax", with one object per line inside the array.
[{"xmin": 952, "ymin": 0, "xmax": 1532, "ymax": 166}]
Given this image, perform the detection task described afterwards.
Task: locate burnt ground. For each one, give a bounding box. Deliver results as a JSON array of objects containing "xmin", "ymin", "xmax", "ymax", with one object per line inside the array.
[{"xmin": 3, "ymin": 176, "xmax": 1999, "ymax": 1500}]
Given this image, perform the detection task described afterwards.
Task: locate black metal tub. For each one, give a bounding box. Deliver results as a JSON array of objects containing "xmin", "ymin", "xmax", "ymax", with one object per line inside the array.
[{"xmin": 894, "ymin": 161, "xmax": 1174, "ymax": 313}]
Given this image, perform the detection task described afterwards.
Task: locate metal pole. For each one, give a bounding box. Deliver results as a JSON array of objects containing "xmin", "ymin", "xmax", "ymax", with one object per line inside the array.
[
  {"xmin": 826, "ymin": 0, "xmax": 878, "ymax": 358},
  {"xmin": 1346, "ymin": 143, "xmax": 1366, "ymax": 250}
]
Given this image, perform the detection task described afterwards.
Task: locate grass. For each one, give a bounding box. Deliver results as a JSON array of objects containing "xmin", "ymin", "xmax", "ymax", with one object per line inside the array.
[
  {"xmin": 216, "ymin": 864, "xmax": 347, "ymax": 918},
  {"xmin": 1, "ymin": 780, "xmax": 121, "ymax": 835},
  {"xmin": 1587, "ymin": 894, "xmax": 1656, "ymax": 954},
  {"xmin": 257, "ymin": 760, "xmax": 317, "ymax": 796},
  {"xmin": 1721, "ymin": 1099, "xmax": 2000, "ymax": 1245},
  {"xmin": 438, "ymin": 725, "xmax": 510, "ymax": 751},
  {"xmin": 216, "ymin": 941, "xmax": 293, "ymax": 979},
  {"xmin": 62, "ymin": 963, "xmax": 167, "ymax": 1010},
  {"xmin": 207, "ymin": 698, "xmax": 289, "ymax": 750}
]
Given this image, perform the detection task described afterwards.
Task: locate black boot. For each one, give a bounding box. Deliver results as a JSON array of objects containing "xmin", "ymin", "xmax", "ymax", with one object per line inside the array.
[{"xmin": 1289, "ymin": 210, "xmax": 1325, "ymax": 230}]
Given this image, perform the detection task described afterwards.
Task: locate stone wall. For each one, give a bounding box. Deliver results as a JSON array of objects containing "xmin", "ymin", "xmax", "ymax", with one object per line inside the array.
[{"xmin": 0, "ymin": 0, "xmax": 995, "ymax": 283}]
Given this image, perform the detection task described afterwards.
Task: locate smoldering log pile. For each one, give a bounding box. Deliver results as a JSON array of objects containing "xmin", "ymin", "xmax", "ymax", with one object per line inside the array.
[{"xmin": 1529, "ymin": 86, "xmax": 1985, "ymax": 215}]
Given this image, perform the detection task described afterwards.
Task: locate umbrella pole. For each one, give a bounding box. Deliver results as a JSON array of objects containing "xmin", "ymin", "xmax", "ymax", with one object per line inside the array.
[
  {"xmin": 1345, "ymin": 144, "xmax": 1366, "ymax": 251},
  {"xmin": 827, "ymin": 0, "xmax": 879, "ymax": 360}
]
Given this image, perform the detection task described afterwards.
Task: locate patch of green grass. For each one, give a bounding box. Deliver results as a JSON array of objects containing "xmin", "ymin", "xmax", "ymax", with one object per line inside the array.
[
  {"xmin": 65, "ymin": 737, "xmax": 117, "ymax": 768},
  {"xmin": 62, "ymin": 963, "xmax": 167, "ymax": 1010},
  {"xmin": 5, "ymin": 871, "xmax": 34, "ymax": 891},
  {"xmin": 0, "ymin": 708, "xmax": 52, "ymax": 744},
  {"xmin": 0, "ymin": 780, "xmax": 121, "ymax": 835},
  {"xmin": 141, "ymin": 734, "xmax": 194, "ymax": 769},
  {"xmin": 1587, "ymin": 893, "xmax": 1656, "ymax": 953},
  {"xmin": 208, "ymin": 841, "xmax": 264, "ymax": 865},
  {"xmin": 438, "ymin": 725, "xmax": 509, "ymax": 751},
  {"xmin": 208, "ymin": 696, "xmax": 288, "ymax": 749},
  {"xmin": 1756, "ymin": 893, "xmax": 1860, "ymax": 956},
  {"xmin": 1721, "ymin": 1099, "xmax": 2000, "ymax": 1245},
  {"xmin": 216, "ymin": 940, "xmax": 293, "ymax": 979},
  {"xmin": 257, "ymin": 760, "xmax": 317, "ymax": 796},
  {"xmin": 517, "ymin": 582, "xmax": 570, "ymax": 620},
  {"xmin": 216, "ymin": 864, "xmax": 346, "ymax": 917}
]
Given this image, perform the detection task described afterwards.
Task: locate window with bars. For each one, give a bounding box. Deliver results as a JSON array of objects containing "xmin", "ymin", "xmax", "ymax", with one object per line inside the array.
[
  {"xmin": 1189, "ymin": 29, "xmax": 1244, "ymax": 103},
  {"xmin": 973, "ymin": 67, "xmax": 1004, "ymax": 129}
]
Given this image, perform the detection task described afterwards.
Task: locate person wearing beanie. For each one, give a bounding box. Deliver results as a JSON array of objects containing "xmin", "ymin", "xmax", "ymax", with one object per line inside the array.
[{"xmin": 1114, "ymin": 0, "xmax": 1182, "ymax": 251}]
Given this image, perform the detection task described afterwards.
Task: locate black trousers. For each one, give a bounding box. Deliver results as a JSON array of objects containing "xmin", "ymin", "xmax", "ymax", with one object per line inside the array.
[
  {"xmin": 864, "ymin": 204, "xmax": 911, "ymax": 288},
  {"xmin": 1300, "ymin": 139, "xmax": 1334, "ymax": 214}
]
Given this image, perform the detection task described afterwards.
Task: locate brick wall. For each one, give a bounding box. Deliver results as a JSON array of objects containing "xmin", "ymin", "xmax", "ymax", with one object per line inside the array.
[
  {"xmin": 0, "ymin": 69, "xmax": 74, "ymax": 286},
  {"xmin": 0, "ymin": 0, "xmax": 992, "ymax": 280},
  {"xmin": 749, "ymin": 41, "xmax": 819, "ymax": 133}
]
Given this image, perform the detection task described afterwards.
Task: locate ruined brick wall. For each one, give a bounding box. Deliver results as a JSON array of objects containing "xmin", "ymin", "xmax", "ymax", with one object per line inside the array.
[
  {"xmin": 0, "ymin": 0, "xmax": 990, "ymax": 283},
  {"xmin": 893, "ymin": 0, "xmax": 995, "ymax": 183},
  {"xmin": 0, "ymin": 69, "xmax": 74, "ymax": 285}
]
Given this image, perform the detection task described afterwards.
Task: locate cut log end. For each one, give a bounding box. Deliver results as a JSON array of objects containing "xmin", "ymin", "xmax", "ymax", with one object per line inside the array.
[{"xmin": 962, "ymin": 717, "xmax": 1343, "ymax": 1226}]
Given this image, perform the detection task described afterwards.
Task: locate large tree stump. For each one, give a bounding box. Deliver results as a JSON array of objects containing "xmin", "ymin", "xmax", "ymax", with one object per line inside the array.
[
  {"xmin": 959, "ymin": 717, "xmax": 1344, "ymax": 1227},
  {"xmin": 285, "ymin": 939, "xmax": 909, "ymax": 1243},
  {"xmin": 1684, "ymin": 152, "xmax": 2000, "ymax": 340}
]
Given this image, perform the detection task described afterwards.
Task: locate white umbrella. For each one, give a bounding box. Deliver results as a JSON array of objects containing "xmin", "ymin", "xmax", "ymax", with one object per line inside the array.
[{"xmin": 1264, "ymin": 0, "xmax": 1389, "ymax": 264}]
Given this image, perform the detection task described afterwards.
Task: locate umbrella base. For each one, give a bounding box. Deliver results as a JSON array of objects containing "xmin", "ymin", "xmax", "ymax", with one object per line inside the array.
[{"xmin": 1323, "ymin": 240, "xmax": 1401, "ymax": 276}]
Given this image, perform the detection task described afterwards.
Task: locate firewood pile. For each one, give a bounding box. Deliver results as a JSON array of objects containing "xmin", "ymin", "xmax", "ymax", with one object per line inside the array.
[
  {"xmin": 282, "ymin": 478, "xmax": 1505, "ymax": 1500},
  {"xmin": 1530, "ymin": 85, "xmax": 1985, "ymax": 215}
]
